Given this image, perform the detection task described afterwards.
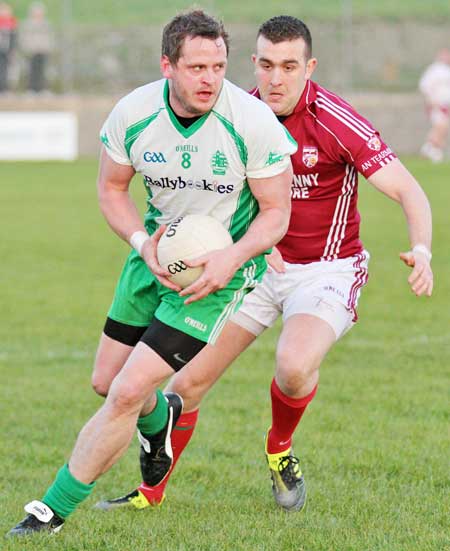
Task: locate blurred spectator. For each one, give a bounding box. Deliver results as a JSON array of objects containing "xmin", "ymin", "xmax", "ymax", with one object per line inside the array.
[
  {"xmin": 0, "ymin": 2, "xmax": 17, "ymax": 93},
  {"xmin": 419, "ymin": 48, "xmax": 450, "ymax": 163},
  {"xmin": 20, "ymin": 2, "xmax": 54, "ymax": 93}
]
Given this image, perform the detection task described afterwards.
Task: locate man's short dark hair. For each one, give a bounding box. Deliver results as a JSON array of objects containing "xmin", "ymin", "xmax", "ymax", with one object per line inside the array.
[
  {"xmin": 162, "ymin": 10, "xmax": 229, "ymax": 64},
  {"xmin": 257, "ymin": 16, "xmax": 312, "ymax": 59}
]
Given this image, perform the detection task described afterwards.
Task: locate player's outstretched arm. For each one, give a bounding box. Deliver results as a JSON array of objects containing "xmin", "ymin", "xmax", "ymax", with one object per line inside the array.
[
  {"xmin": 180, "ymin": 165, "xmax": 292, "ymax": 304},
  {"xmin": 368, "ymin": 158, "xmax": 433, "ymax": 297},
  {"xmin": 97, "ymin": 148, "xmax": 180, "ymax": 291}
]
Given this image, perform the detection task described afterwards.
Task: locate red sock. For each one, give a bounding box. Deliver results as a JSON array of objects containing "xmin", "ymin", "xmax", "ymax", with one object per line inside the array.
[
  {"xmin": 138, "ymin": 409, "xmax": 199, "ymax": 503},
  {"xmin": 267, "ymin": 378, "xmax": 317, "ymax": 454}
]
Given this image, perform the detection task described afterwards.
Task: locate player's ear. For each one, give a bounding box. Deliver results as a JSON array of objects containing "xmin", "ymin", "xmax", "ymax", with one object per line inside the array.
[
  {"xmin": 305, "ymin": 57, "xmax": 317, "ymax": 80},
  {"xmin": 160, "ymin": 55, "xmax": 173, "ymax": 78},
  {"xmin": 251, "ymin": 53, "xmax": 257, "ymax": 67}
]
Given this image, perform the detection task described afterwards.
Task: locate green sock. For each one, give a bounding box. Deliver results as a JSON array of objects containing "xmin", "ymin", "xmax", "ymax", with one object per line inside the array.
[
  {"xmin": 137, "ymin": 389, "xmax": 168, "ymax": 436},
  {"xmin": 42, "ymin": 464, "xmax": 96, "ymax": 519}
]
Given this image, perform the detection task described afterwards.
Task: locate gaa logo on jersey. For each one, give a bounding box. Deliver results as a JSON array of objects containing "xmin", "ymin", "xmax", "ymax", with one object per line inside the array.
[
  {"xmin": 143, "ymin": 151, "xmax": 167, "ymax": 163},
  {"xmin": 366, "ymin": 135, "xmax": 381, "ymax": 151},
  {"xmin": 302, "ymin": 146, "xmax": 318, "ymax": 168}
]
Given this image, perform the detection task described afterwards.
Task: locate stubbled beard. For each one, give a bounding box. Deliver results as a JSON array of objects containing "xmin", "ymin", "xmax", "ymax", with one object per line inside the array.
[{"xmin": 171, "ymin": 83, "xmax": 209, "ymax": 115}]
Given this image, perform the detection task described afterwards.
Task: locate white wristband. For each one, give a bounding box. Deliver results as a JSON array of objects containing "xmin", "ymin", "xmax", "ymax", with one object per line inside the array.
[
  {"xmin": 130, "ymin": 231, "xmax": 150, "ymax": 256},
  {"xmin": 412, "ymin": 244, "xmax": 432, "ymax": 262}
]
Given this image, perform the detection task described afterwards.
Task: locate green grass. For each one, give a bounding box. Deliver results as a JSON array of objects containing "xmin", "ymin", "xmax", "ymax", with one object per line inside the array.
[
  {"xmin": 0, "ymin": 158, "xmax": 449, "ymax": 550},
  {"xmin": 12, "ymin": 0, "xmax": 450, "ymax": 24}
]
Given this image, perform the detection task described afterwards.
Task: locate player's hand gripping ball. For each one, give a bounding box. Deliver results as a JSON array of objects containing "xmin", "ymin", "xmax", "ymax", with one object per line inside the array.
[{"xmin": 157, "ymin": 214, "xmax": 233, "ymax": 288}]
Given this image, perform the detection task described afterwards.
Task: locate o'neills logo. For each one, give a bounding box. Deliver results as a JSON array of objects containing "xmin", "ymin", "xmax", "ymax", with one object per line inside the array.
[
  {"xmin": 302, "ymin": 146, "xmax": 318, "ymax": 168},
  {"xmin": 184, "ymin": 316, "xmax": 207, "ymax": 332},
  {"xmin": 144, "ymin": 175, "xmax": 234, "ymax": 194}
]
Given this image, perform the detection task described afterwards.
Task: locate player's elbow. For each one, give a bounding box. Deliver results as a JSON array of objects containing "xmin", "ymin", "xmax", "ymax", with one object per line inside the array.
[
  {"xmin": 97, "ymin": 179, "xmax": 111, "ymax": 211},
  {"xmin": 97, "ymin": 179, "xmax": 123, "ymax": 223},
  {"xmin": 398, "ymin": 179, "xmax": 431, "ymax": 214}
]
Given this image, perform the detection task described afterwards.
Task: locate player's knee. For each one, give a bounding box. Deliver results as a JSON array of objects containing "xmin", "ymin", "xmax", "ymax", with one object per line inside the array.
[
  {"xmin": 276, "ymin": 347, "xmax": 319, "ymax": 393},
  {"xmin": 91, "ymin": 369, "xmax": 112, "ymax": 397},
  {"xmin": 91, "ymin": 359, "xmax": 117, "ymax": 397},
  {"xmin": 107, "ymin": 380, "xmax": 146, "ymax": 416},
  {"xmin": 166, "ymin": 371, "xmax": 206, "ymax": 411},
  {"xmin": 92, "ymin": 329, "xmax": 135, "ymax": 397}
]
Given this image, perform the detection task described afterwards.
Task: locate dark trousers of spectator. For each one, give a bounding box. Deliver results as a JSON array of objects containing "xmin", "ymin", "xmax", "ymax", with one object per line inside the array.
[
  {"xmin": 29, "ymin": 53, "xmax": 47, "ymax": 92},
  {"xmin": 0, "ymin": 51, "xmax": 8, "ymax": 92}
]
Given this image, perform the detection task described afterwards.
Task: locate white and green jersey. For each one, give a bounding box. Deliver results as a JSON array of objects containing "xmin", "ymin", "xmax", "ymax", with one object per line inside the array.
[{"xmin": 100, "ymin": 78, "xmax": 297, "ymax": 240}]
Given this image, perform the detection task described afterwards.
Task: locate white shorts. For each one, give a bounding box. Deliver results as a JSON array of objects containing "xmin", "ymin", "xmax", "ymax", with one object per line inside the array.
[
  {"xmin": 231, "ymin": 251, "xmax": 370, "ymax": 340},
  {"xmin": 428, "ymin": 104, "xmax": 450, "ymax": 125}
]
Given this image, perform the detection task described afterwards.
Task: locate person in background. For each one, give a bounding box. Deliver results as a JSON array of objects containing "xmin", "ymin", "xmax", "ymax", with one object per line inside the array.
[
  {"xmin": 419, "ymin": 48, "xmax": 450, "ymax": 163},
  {"xmin": 19, "ymin": 2, "xmax": 54, "ymax": 93},
  {"xmin": 0, "ymin": 2, "xmax": 17, "ymax": 93}
]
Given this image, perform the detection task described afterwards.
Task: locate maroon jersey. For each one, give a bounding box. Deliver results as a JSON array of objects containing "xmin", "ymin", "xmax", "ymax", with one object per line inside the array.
[{"xmin": 252, "ymin": 81, "xmax": 396, "ymax": 264}]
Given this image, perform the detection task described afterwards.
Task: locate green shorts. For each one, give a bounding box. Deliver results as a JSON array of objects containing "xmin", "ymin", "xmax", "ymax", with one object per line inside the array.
[{"xmin": 108, "ymin": 250, "xmax": 267, "ymax": 345}]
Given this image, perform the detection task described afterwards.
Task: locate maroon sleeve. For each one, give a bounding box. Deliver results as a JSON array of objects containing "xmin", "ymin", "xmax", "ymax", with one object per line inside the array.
[
  {"xmin": 348, "ymin": 127, "xmax": 397, "ymax": 179},
  {"xmin": 315, "ymin": 90, "xmax": 397, "ymax": 178}
]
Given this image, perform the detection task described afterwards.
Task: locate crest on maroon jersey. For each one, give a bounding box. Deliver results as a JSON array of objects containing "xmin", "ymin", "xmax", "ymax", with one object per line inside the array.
[
  {"xmin": 302, "ymin": 146, "xmax": 318, "ymax": 168},
  {"xmin": 367, "ymin": 135, "xmax": 381, "ymax": 151}
]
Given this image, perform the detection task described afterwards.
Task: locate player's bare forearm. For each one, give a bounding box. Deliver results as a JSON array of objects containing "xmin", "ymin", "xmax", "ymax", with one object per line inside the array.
[
  {"xmin": 368, "ymin": 159, "xmax": 432, "ymax": 249},
  {"xmin": 98, "ymin": 180, "xmax": 177, "ymax": 289},
  {"xmin": 398, "ymin": 182, "xmax": 433, "ymax": 297},
  {"xmin": 369, "ymin": 159, "xmax": 433, "ymax": 296},
  {"xmin": 98, "ymin": 185, "xmax": 144, "ymax": 240},
  {"xmin": 228, "ymin": 165, "xmax": 292, "ymax": 268},
  {"xmin": 399, "ymin": 185, "xmax": 432, "ymax": 251},
  {"xmin": 97, "ymin": 148, "xmax": 144, "ymax": 242},
  {"xmin": 229, "ymin": 206, "xmax": 290, "ymax": 269}
]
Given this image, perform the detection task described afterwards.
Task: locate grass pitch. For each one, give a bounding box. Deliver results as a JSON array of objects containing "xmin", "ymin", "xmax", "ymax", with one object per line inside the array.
[{"xmin": 0, "ymin": 159, "xmax": 448, "ymax": 550}]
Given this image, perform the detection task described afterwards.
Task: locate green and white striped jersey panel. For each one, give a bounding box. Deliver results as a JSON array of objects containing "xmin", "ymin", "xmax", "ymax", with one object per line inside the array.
[
  {"xmin": 100, "ymin": 78, "xmax": 297, "ymax": 241},
  {"xmin": 208, "ymin": 260, "xmax": 259, "ymax": 344}
]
